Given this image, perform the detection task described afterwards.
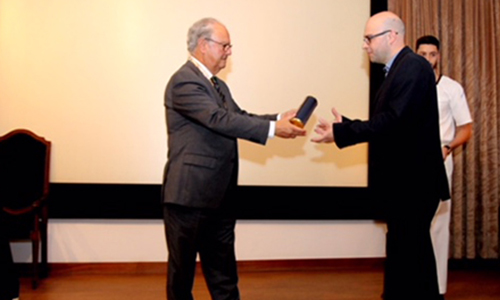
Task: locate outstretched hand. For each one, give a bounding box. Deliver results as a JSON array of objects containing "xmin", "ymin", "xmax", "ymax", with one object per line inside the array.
[{"xmin": 311, "ymin": 108, "xmax": 342, "ymax": 143}]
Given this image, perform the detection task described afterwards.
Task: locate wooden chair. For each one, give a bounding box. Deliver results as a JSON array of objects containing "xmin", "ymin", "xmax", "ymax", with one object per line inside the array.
[{"xmin": 0, "ymin": 129, "xmax": 51, "ymax": 289}]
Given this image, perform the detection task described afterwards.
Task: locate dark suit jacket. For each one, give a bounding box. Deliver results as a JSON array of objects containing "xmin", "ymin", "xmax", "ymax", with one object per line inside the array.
[
  {"xmin": 163, "ymin": 60, "xmax": 276, "ymax": 209},
  {"xmin": 334, "ymin": 47, "xmax": 449, "ymax": 215}
]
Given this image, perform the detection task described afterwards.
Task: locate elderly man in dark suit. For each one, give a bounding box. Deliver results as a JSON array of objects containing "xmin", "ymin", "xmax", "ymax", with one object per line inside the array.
[
  {"xmin": 312, "ymin": 11, "xmax": 449, "ymax": 300},
  {"xmin": 162, "ymin": 17, "xmax": 305, "ymax": 300}
]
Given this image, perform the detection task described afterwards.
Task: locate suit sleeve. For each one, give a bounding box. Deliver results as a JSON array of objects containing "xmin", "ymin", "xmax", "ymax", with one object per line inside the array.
[
  {"xmin": 168, "ymin": 72, "xmax": 276, "ymax": 145},
  {"xmin": 334, "ymin": 58, "xmax": 433, "ymax": 148}
]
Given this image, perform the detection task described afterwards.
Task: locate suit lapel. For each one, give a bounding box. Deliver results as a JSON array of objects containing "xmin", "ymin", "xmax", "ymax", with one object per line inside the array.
[
  {"xmin": 373, "ymin": 47, "xmax": 411, "ymax": 113},
  {"xmin": 185, "ymin": 61, "xmax": 228, "ymax": 109}
]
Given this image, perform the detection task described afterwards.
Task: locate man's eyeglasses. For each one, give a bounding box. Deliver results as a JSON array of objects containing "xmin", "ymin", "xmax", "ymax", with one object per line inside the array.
[
  {"xmin": 363, "ymin": 30, "xmax": 393, "ymax": 44},
  {"xmin": 206, "ymin": 38, "xmax": 233, "ymax": 52}
]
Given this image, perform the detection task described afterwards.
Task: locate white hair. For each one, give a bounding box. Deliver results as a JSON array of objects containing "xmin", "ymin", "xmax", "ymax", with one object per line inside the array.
[{"xmin": 187, "ymin": 18, "xmax": 221, "ymax": 53}]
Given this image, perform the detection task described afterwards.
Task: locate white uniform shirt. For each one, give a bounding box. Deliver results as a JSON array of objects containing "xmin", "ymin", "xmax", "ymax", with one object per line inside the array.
[
  {"xmin": 437, "ymin": 75, "xmax": 473, "ymax": 184},
  {"xmin": 437, "ymin": 75, "xmax": 473, "ymax": 146}
]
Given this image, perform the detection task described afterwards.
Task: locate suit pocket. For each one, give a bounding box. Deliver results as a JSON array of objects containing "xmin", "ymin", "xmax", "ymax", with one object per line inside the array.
[
  {"xmin": 179, "ymin": 153, "xmax": 230, "ymax": 207},
  {"xmin": 183, "ymin": 153, "xmax": 218, "ymax": 169}
]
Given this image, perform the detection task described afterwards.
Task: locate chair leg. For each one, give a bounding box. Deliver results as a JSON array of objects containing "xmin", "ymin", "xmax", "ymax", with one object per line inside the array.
[
  {"xmin": 31, "ymin": 231, "xmax": 40, "ymax": 289},
  {"xmin": 40, "ymin": 211, "xmax": 49, "ymax": 278}
]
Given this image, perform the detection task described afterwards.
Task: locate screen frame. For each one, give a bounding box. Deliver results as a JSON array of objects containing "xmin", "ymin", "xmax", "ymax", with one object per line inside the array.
[{"xmin": 47, "ymin": 0, "xmax": 388, "ymax": 220}]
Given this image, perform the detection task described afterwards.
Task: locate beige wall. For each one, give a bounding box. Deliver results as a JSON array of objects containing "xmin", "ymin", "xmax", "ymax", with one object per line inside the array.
[{"xmin": 12, "ymin": 220, "xmax": 386, "ymax": 263}]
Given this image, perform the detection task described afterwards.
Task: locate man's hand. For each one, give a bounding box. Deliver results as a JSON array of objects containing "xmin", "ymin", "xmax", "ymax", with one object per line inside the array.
[
  {"xmin": 275, "ymin": 109, "xmax": 306, "ymax": 139},
  {"xmin": 311, "ymin": 108, "xmax": 342, "ymax": 143},
  {"xmin": 442, "ymin": 146, "xmax": 451, "ymax": 159},
  {"xmin": 281, "ymin": 109, "xmax": 298, "ymax": 120}
]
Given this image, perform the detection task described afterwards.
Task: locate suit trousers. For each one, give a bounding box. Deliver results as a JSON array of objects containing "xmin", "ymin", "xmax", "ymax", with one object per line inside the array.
[
  {"xmin": 163, "ymin": 203, "xmax": 239, "ymax": 300},
  {"xmin": 383, "ymin": 199, "xmax": 441, "ymax": 300}
]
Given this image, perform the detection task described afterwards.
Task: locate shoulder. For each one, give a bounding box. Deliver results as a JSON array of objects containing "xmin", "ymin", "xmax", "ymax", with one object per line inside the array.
[
  {"xmin": 172, "ymin": 61, "xmax": 201, "ymax": 79},
  {"xmin": 439, "ymin": 75, "xmax": 464, "ymax": 90},
  {"xmin": 391, "ymin": 48, "xmax": 434, "ymax": 81},
  {"xmin": 165, "ymin": 61, "xmax": 211, "ymax": 101},
  {"xmin": 167, "ymin": 61, "xmax": 207, "ymax": 88},
  {"xmin": 392, "ymin": 47, "xmax": 432, "ymax": 75},
  {"xmin": 438, "ymin": 75, "xmax": 465, "ymax": 99},
  {"xmin": 400, "ymin": 48, "xmax": 431, "ymax": 70}
]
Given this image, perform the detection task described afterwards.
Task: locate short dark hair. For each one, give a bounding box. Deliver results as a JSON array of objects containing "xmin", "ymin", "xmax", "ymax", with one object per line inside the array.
[{"xmin": 416, "ymin": 35, "xmax": 440, "ymax": 50}]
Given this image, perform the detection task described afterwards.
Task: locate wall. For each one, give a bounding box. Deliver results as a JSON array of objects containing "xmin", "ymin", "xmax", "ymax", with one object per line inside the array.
[{"xmin": 12, "ymin": 220, "xmax": 387, "ymax": 263}]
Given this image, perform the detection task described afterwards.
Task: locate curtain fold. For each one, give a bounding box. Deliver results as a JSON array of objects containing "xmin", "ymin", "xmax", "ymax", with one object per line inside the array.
[{"xmin": 388, "ymin": 0, "xmax": 499, "ymax": 259}]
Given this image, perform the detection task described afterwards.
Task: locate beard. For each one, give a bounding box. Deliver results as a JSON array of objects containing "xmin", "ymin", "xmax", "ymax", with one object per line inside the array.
[{"xmin": 432, "ymin": 61, "xmax": 438, "ymax": 70}]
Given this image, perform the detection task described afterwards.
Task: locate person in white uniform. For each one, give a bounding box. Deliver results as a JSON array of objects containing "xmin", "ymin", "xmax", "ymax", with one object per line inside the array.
[{"xmin": 416, "ymin": 35, "xmax": 473, "ymax": 299}]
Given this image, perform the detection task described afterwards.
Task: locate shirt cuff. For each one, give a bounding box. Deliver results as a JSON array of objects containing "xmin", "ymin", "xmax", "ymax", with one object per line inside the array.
[{"xmin": 268, "ymin": 121, "xmax": 276, "ymax": 139}]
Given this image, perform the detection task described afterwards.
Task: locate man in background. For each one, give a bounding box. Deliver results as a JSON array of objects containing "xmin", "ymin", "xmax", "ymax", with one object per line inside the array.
[
  {"xmin": 0, "ymin": 218, "xmax": 19, "ymax": 300},
  {"xmin": 312, "ymin": 12, "xmax": 449, "ymax": 300},
  {"xmin": 416, "ymin": 35, "xmax": 473, "ymax": 299},
  {"xmin": 162, "ymin": 17, "xmax": 305, "ymax": 300}
]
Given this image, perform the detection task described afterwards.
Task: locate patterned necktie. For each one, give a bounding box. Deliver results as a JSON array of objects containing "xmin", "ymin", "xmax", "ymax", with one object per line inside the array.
[{"xmin": 210, "ymin": 76, "xmax": 227, "ymax": 108}]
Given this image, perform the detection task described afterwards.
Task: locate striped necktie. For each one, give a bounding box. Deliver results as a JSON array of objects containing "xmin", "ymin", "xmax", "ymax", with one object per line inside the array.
[{"xmin": 210, "ymin": 76, "xmax": 227, "ymax": 107}]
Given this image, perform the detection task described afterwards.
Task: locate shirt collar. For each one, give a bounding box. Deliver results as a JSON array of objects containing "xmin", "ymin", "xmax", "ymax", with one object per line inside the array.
[
  {"xmin": 189, "ymin": 56, "xmax": 213, "ymax": 81},
  {"xmin": 384, "ymin": 50, "xmax": 401, "ymax": 76}
]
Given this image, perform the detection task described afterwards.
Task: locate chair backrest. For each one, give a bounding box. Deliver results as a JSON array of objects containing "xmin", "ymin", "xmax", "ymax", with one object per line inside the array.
[{"xmin": 0, "ymin": 129, "xmax": 51, "ymax": 213}]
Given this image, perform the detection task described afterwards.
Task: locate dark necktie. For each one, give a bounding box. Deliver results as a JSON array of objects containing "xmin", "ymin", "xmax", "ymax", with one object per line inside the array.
[
  {"xmin": 210, "ymin": 76, "xmax": 227, "ymax": 108},
  {"xmin": 383, "ymin": 66, "xmax": 389, "ymax": 77}
]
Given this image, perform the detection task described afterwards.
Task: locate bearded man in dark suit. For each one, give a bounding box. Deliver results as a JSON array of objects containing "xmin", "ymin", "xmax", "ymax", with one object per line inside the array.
[
  {"xmin": 312, "ymin": 11, "xmax": 450, "ymax": 300},
  {"xmin": 162, "ymin": 17, "xmax": 306, "ymax": 300}
]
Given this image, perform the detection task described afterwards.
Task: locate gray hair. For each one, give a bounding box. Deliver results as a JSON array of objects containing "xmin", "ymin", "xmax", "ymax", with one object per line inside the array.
[{"xmin": 187, "ymin": 18, "xmax": 220, "ymax": 53}]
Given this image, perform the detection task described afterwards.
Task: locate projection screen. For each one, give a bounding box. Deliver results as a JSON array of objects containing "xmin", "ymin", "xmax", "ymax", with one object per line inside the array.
[{"xmin": 0, "ymin": 0, "xmax": 371, "ymax": 187}]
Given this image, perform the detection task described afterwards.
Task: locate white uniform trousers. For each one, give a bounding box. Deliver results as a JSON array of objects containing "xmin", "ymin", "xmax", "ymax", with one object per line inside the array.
[{"xmin": 430, "ymin": 155, "xmax": 453, "ymax": 294}]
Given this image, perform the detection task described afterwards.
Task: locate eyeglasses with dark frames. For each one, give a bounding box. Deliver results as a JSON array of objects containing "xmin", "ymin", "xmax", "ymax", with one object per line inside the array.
[
  {"xmin": 363, "ymin": 30, "xmax": 394, "ymax": 44},
  {"xmin": 205, "ymin": 38, "xmax": 233, "ymax": 52}
]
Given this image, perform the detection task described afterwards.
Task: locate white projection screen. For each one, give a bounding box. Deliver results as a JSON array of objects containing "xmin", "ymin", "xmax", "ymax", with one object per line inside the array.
[{"xmin": 0, "ymin": 0, "xmax": 371, "ymax": 187}]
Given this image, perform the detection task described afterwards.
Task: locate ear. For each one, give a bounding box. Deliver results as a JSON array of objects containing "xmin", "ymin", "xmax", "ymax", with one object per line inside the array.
[
  {"xmin": 387, "ymin": 30, "xmax": 400, "ymax": 46},
  {"xmin": 198, "ymin": 37, "xmax": 208, "ymax": 54}
]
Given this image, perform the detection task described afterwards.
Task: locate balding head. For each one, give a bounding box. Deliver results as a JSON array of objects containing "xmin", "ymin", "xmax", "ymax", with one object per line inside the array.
[
  {"xmin": 363, "ymin": 11, "xmax": 406, "ymax": 64},
  {"xmin": 370, "ymin": 11, "xmax": 405, "ymax": 36}
]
